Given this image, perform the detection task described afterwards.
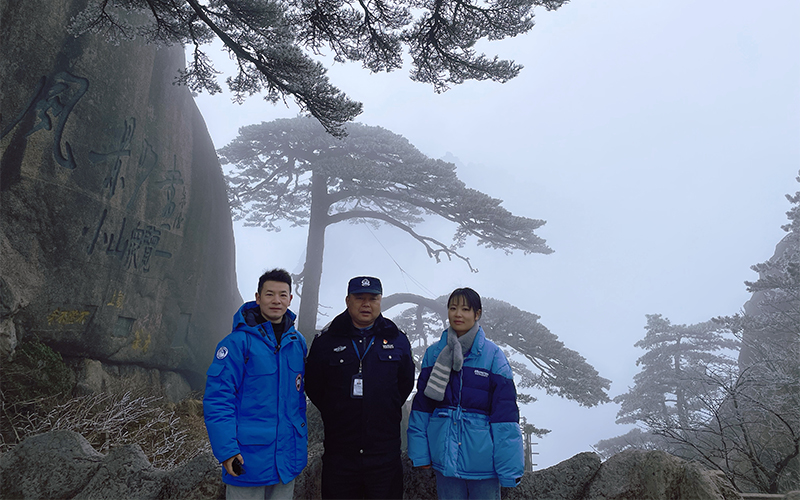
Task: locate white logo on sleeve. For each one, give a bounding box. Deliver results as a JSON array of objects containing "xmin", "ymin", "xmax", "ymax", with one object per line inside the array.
[{"xmin": 216, "ymin": 347, "xmax": 229, "ymax": 360}]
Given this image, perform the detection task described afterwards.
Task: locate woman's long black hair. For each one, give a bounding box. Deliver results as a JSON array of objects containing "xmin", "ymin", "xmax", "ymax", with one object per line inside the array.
[{"xmin": 447, "ymin": 287, "xmax": 482, "ymax": 313}]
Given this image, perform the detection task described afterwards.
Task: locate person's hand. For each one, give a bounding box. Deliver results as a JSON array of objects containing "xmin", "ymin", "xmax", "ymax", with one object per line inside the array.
[{"xmin": 223, "ymin": 454, "xmax": 245, "ymax": 476}]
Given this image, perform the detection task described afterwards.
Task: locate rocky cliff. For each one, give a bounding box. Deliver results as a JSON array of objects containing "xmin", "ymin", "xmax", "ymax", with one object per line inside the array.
[{"xmin": 0, "ymin": 0, "xmax": 242, "ymax": 394}]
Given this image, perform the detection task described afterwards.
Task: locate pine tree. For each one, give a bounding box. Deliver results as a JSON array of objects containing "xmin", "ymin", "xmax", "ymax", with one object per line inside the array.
[
  {"xmin": 614, "ymin": 314, "xmax": 738, "ymax": 430},
  {"xmin": 68, "ymin": 0, "xmax": 569, "ymax": 136},
  {"xmin": 221, "ymin": 116, "xmax": 552, "ymax": 337},
  {"xmin": 388, "ymin": 294, "xmax": 611, "ymax": 408},
  {"xmin": 603, "ymin": 172, "xmax": 800, "ymax": 493}
]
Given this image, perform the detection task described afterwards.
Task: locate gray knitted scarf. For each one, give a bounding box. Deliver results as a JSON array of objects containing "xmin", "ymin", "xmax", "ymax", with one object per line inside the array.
[{"xmin": 423, "ymin": 322, "xmax": 479, "ymax": 401}]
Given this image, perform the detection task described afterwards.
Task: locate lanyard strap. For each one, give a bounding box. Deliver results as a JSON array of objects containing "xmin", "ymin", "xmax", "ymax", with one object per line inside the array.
[{"xmin": 352, "ymin": 337, "xmax": 375, "ymax": 373}]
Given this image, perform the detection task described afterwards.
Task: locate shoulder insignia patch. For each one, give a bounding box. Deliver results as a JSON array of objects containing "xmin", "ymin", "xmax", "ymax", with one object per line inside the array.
[{"xmin": 216, "ymin": 346, "xmax": 229, "ymax": 360}]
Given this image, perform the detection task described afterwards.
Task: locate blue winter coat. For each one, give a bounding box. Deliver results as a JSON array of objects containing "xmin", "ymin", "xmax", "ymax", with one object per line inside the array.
[
  {"xmin": 203, "ymin": 302, "xmax": 308, "ymax": 487},
  {"xmin": 407, "ymin": 327, "xmax": 524, "ymax": 487}
]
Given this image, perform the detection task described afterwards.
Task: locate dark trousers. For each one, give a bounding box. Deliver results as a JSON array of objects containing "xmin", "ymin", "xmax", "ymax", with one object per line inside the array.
[{"xmin": 321, "ymin": 452, "xmax": 403, "ymax": 499}]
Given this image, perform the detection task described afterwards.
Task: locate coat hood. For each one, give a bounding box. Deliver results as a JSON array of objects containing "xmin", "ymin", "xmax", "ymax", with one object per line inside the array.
[{"xmin": 231, "ymin": 301, "xmax": 297, "ymax": 334}]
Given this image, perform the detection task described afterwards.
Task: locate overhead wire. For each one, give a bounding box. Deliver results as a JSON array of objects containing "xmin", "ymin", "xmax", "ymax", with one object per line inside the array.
[{"xmin": 362, "ymin": 222, "xmax": 437, "ymax": 298}]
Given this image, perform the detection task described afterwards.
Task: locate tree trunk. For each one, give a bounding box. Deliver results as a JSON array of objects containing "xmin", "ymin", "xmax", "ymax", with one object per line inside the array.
[{"xmin": 297, "ymin": 172, "xmax": 330, "ymax": 342}]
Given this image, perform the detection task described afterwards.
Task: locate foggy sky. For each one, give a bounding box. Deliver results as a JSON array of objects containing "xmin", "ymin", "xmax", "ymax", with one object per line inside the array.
[{"xmin": 191, "ymin": 0, "xmax": 800, "ymax": 468}]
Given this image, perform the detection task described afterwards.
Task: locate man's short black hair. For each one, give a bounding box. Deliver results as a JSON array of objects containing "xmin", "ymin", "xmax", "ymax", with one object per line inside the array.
[
  {"xmin": 447, "ymin": 287, "xmax": 482, "ymax": 313},
  {"xmin": 258, "ymin": 269, "xmax": 292, "ymax": 294}
]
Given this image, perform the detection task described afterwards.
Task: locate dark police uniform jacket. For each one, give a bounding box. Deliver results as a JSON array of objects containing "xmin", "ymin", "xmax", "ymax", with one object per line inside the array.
[{"xmin": 305, "ymin": 310, "xmax": 415, "ymax": 458}]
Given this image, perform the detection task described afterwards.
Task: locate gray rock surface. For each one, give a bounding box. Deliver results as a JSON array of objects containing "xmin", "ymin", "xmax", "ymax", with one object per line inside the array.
[
  {"xmin": 79, "ymin": 444, "xmax": 163, "ymax": 499},
  {"xmin": 72, "ymin": 358, "xmax": 191, "ymax": 403},
  {"xmin": 0, "ymin": 0, "xmax": 242, "ymax": 388},
  {"xmin": 0, "ymin": 430, "xmax": 104, "ymax": 499},
  {"xmin": 0, "ymin": 430, "xmax": 754, "ymax": 500},
  {"xmin": 294, "ymin": 443, "xmax": 325, "ymax": 500},
  {"xmin": 584, "ymin": 449, "xmax": 741, "ymax": 500},
  {"xmin": 510, "ymin": 451, "xmax": 602, "ymax": 500},
  {"xmin": 0, "ymin": 430, "xmax": 224, "ymax": 500}
]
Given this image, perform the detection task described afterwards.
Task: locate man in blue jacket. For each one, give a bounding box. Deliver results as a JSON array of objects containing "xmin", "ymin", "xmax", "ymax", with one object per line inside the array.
[
  {"xmin": 204, "ymin": 269, "xmax": 308, "ymax": 500},
  {"xmin": 305, "ymin": 276, "xmax": 415, "ymax": 499}
]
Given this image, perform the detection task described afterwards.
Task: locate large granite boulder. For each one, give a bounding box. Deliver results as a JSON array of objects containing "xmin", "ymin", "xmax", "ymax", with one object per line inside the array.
[
  {"xmin": 0, "ymin": 0, "xmax": 242, "ymax": 389},
  {"xmin": 584, "ymin": 449, "xmax": 741, "ymax": 500},
  {"xmin": 510, "ymin": 451, "xmax": 602, "ymax": 500},
  {"xmin": 0, "ymin": 430, "xmax": 224, "ymax": 500},
  {"xmin": 0, "ymin": 430, "xmax": 105, "ymax": 499}
]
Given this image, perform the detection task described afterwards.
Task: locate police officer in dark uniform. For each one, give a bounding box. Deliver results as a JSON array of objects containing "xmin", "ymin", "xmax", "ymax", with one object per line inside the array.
[{"xmin": 305, "ymin": 276, "xmax": 415, "ymax": 499}]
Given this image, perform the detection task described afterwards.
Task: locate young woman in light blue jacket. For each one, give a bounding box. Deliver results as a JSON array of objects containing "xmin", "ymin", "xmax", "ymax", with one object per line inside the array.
[{"xmin": 407, "ymin": 288, "xmax": 524, "ymax": 500}]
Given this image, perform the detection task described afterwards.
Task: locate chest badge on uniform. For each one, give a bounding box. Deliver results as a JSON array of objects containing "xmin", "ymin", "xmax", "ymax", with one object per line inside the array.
[
  {"xmin": 382, "ymin": 343, "xmax": 394, "ymax": 349},
  {"xmin": 215, "ymin": 347, "xmax": 228, "ymax": 360},
  {"xmin": 296, "ymin": 374, "xmax": 302, "ymax": 391},
  {"xmin": 334, "ymin": 345, "xmax": 347, "ymax": 352}
]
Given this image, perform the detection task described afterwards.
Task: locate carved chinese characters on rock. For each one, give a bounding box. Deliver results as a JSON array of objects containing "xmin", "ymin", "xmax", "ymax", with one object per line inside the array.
[
  {"xmin": 82, "ymin": 124, "xmax": 175, "ymax": 273},
  {"xmin": 89, "ymin": 117, "xmax": 135, "ymax": 198},
  {"xmin": 157, "ymin": 156, "xmax": 186, "ymax": 231},
  {"xmin": 2, "ymin": 70, "xmax": 188, "ymax": 275},
  {"xmin": 1, "ymin": 72, "xmax": 88, "ymax": 170}
]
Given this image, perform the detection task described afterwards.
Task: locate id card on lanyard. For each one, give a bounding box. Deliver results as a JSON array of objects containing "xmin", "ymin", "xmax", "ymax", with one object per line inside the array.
[
  {"xmin": 351, "ymin": 337, "xmax": 374, "ymax": 398},
  {"xmin": 351, "ymin": 373, "xmax": 364, "ymax": 397}
]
